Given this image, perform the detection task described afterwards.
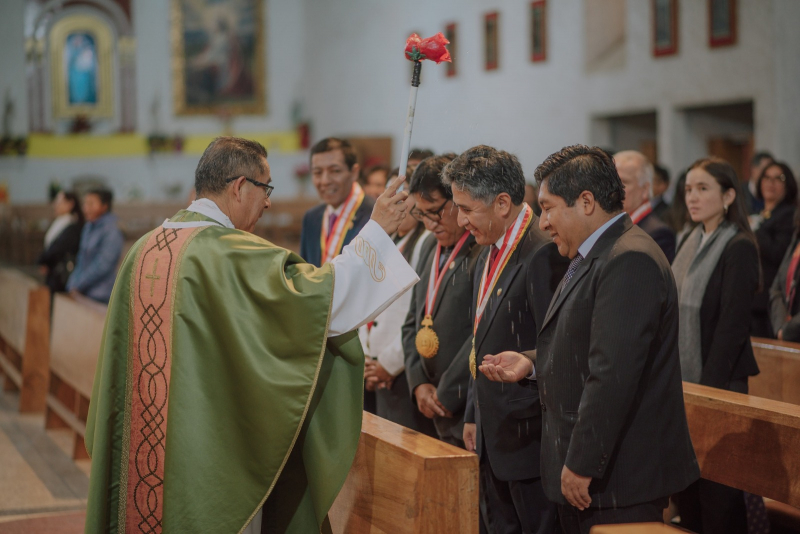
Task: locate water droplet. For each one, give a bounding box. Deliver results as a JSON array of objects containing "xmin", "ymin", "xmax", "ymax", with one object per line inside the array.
[{"xmin": 458, "ymin": 384, "xmax": 461, "ymax": 399}]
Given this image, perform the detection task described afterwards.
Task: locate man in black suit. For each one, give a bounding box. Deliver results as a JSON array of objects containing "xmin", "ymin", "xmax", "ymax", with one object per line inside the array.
[
  {"xmin": 615, "ymin": 150, "xmax": 676, "ymax": 262},
  {"xmin": 402, "ymin": 155, "xmax": 483, "ymax": 447},
  {"xmin": 300, "ymin": 138, "xmax": 374, "ymax": 267},
  {"xmin": 480, "ymin": 145, "xmax": 699, "ymax": 534},
  {"xmin": 445, "ymin": 146, "xmax": 565, "ymax": 534},
  {"xmin": 651, "ymin": 164, "xmax": 671, "ymax": 221}
]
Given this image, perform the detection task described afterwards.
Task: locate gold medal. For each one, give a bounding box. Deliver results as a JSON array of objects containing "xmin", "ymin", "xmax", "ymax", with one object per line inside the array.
[
  {"xmin": 469, "ymin": 343, "xmax": 477, "ymax": 379},
  {"xmin": 415, "ymin": 314, "xmax": 440, "ymax": 359}
]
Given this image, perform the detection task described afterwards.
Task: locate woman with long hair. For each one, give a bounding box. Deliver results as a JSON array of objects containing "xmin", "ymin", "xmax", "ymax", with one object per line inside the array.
[
  {"xmin": 750, "ymin": 161, "xmax": 798, "ymax": 337},
  {"xmin": 37, "ymin": 191, "xmax": 84, "ymax": 293},
  {"xmin": 671, "ymin": 157, "xmax": 761, "ymax": 534}
]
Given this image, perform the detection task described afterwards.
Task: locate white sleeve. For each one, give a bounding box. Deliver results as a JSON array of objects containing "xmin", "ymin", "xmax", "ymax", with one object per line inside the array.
[
  {"xmin": 328, "ymin": 220, "xmax": 420, "ymax": 337},
  {"xmin": 370, "ymin": 286, "xmax": 413, "ymax": 376}
]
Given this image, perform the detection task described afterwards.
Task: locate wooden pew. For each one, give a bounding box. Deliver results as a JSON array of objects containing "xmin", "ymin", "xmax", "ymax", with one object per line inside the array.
[
  {"xmin": 0, "ymin": 268, "xmax": 50, "ymax": 412},
  {"xmin": 45, "ymin": 293, "xmax": 105, "ymax": 459},
  {"xmin": 329, "ymin": 412, "xmax": 479, "ymax": 534},
  {"xmin": 750, "ymin": 337, "xmax": 800, "ymax": 405}
]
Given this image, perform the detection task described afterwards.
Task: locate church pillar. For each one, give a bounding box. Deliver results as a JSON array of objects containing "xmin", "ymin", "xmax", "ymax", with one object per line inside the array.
[{"xmin": 119, "ymin": 36, "xmax": 136, "ymax": 133}]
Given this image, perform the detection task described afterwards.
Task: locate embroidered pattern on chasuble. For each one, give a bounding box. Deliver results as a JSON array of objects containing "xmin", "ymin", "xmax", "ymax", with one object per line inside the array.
[{"xmin": 121, "ymin": 226, "xmax": 202, "ymax": 533}]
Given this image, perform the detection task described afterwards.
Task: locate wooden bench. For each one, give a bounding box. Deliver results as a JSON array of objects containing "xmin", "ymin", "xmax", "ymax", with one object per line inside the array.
[
  {"xmin": 0, "ymin": 268, "xmax": 50, "ymax": 412},
  {"xmin": 45, "ymin": 293, "xmax": 105, "ymax": 459},
  {"xmin": 329, "ymin": 412, "xmax": 479, "ymax": 533},
  {"xmin": 750, "ymin": 337, "xmax": 800, "ymax": 406}
]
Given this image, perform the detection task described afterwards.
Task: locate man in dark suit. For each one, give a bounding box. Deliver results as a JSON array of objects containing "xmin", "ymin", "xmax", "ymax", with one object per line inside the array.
[
  {"xmin": 480, "ymin": 145, "xmax": 700, "ymax": 534},
  {"xmin": 402, "ymin": 154, "xmax": 483, "ymax": 447},
  {"xmin": 651, "ymin": 164, "xmax": 671, "ymax": 221},
  {"xmin": 615, "ymin": 150, "xmax": 676, "ymax": 262},
  {"xmin": 445, "ymin": 146, "xmax": 566, "ymax": 534},
  {"xmin": 300, "ymin": 137, "xmax": 374, "ymax": 267}
]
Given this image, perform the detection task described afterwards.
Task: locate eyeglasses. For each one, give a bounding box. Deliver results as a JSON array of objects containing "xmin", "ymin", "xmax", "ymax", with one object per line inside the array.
[
  {"xmin": 762, "ymin": 173, "xmax": 786, "ymax": 184},
  {"xmin": 410, "ymin": 199, "xmax": 451, "ymax": 222},
  {"xmin": 225, "ymin": 176, "xmax": 274, "ymax": 198}
]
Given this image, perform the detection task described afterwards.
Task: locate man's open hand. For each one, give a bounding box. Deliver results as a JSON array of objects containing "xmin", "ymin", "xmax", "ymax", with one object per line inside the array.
[
  {"xmin": 479, "ymin": 351, "xmax": 533, "ymax": 383},
  {"xmin": 561, "ymin": 465, "xmax": 592, "ymax": 510},
  {"xmin": 370, "ymin": 175, "xmax": 412, "ymax": 235}
]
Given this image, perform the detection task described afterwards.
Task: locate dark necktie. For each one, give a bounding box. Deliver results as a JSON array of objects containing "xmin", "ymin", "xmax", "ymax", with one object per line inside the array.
[
  {"xmin": 327, "ymin": 212, "xmax": 338, "ymax": 232},
  {"xmin": 438, "ymin": 246, "xmax": 454, "ymax": 271},
  {"xmin": 561, "ymin": 253, "xmax": 584, "ymax": 293},
  {"xmin": 488, "ymin": 245, "xmax": 500, "ymax": 267}
]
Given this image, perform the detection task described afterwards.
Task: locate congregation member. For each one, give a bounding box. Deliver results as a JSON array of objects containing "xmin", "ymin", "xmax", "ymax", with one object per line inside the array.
[
  {"xmin": 615, "ymin": 150, "xmax": 676, "ymax": 262},
  {"xmin": 300, "ymin": 137, "xmax": 374, "ymax": 267},
  {"xmin": 743, "ymin": 151, "xmax": 774, "ymax": 214},
  {"xmin": 300, "ymin": 137, "xmax": 378, "ymax": 412},
  {"xmin": 85, "ymin": 137, "xmax": 418, "ymax": 533},
  {"xmin": 671, "ymin": 157, "xmax": 761, "ymax": 534},
  {"xmin": 402, "ymin": 154, "xmax": 483, "ymax": 447},
  {"xmin": 479, "ymin": 145, "xmax": 699, "ymax": 534},
  {"xmin": 407, "ymin": 148, "xmax": 435, "ymax": 170},
  {"xmin": 361, "ymin": 167, "xmax": 433, "ymax": 434},
  {"xmin": 651, "ymin": 163, "xmax": 671, "ymax": 220},
  {"xmin": 37, "ymin": 190, "xmax": 84, "ymax": 294},
  {"xmin": 65, "ymin": 188, "xmax": 123, "ymax": 304},
  {"xmin": 362, "ymin": 164, "xmax": 391, "ymax": 199},
  {"xmin": 447, "ymin": 146, "xmax": 565, "ymax": 534},
  {"xmin": 770, "ymin": 196, "xmax": 800, "ymax": 342},
  {"xmin": 750, "ymin": 161, "xmax": 797, "ymax": 337}
]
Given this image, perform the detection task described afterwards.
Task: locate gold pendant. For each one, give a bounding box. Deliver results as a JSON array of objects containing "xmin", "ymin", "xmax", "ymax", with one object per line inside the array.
[
  {"xmin": 469, "ymin": 345, "xmax": 477, "ymax": 379},
  {"xmin": 415, "ymin": 314, "xmax": 440, "ymax": 359}
]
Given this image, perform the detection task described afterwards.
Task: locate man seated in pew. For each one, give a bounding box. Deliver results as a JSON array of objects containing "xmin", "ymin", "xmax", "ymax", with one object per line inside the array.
[
  {"xmin": 402, "ymin": 154, "xmax": 483, "ymax": 447},
  {"xmin": 65, "ymin": 188, "xmax": 123, "ymax": 304},
  {"xmin": 448, "ymin": 145, "xmax": 567, "ymax": 534},
  {"xmin": 478, "ymin": 145, "xmax": 700, "ymax": 534},
  {"xmin": 84, "ymin": 137, "xmax": 419, "ymax": 533}
]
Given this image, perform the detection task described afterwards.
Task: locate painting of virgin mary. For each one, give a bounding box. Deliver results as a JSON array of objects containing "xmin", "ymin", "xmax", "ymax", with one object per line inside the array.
[{"xmin": 65, "ymin": 32, "xmax": 98, "ymax": 105}]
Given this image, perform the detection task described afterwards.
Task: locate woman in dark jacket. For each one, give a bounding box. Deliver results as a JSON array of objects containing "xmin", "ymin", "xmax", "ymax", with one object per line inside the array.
[
  {"xmin": 672, "ymin": 157, "xmax": 760, "ymax": 534},
  {"xmin": 751, "ymin": 162, "xmax": 797, "ymax": 337},
  {"xmin": 37, "ymin": 191, "xmax": 84, "ymax": 293},
  {"xmin": 770, "ymin": 205, "xmax": 800, "ymax": 342}
]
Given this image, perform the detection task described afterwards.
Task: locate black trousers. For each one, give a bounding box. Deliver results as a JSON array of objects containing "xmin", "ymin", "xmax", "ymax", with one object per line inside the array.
[
  {"xmin": 673, "ymin": 479, "xmax": 748, "ymax": 534},
  {"xmin": 480, "ymin": 454, "xmax": 558, "ymax": 534},
  {"xmin": 558, "ymin": 497, "xmax": 668, "ymax": 534}
]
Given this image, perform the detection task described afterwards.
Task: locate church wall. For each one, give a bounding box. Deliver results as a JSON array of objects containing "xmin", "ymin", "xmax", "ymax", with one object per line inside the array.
[{"xmin": 301, "ymin": 0, "xmax": 798, "ymax": 178}]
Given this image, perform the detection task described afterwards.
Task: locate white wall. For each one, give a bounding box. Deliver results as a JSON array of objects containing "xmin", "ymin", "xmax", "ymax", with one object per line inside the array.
[{"xmin": 0, "ymin": 0, "xmax": 28, "ymax": 137}]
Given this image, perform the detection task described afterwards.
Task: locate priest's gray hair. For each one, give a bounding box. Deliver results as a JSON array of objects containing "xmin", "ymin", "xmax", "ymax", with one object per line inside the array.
[
  {"xmin": 442, "ymin": 145, "xmax": 526, "ymax": 205},
  {"xmin": 195, "ymin": 137, "xmax": 269, "ymax": 196}
]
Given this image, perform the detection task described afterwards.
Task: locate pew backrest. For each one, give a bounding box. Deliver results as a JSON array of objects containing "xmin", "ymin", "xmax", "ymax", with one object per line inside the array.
[{"xmin": 750, "ymin": 337, "xmax": 800, "ymax": 405}]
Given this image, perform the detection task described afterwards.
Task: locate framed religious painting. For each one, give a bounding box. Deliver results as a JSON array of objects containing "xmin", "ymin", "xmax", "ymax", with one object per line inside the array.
[
  {"xmin": 484, "ymin": 12, "xmax": 499, "ymax": 71},
  {"xmin": 49, "ymin": 13, "xmax": 114, "ymax": 119},
  {"xmin": 653, "ymin": 0, "xmax": 678, "ymax": 57},
  {"xmin": 444, "ymin": 22, "xmax": 457, "ymax": 77},
  {"xmin": 530, "ymin": 1, "xmax": 547, "ymax": 62},
  {"xmin": 171, "ymin": 0, "xmax": 266, "ymax": 115},
  {"xmin": 708, "ymin": 0, "xmax": 737, "ymax": 48}
]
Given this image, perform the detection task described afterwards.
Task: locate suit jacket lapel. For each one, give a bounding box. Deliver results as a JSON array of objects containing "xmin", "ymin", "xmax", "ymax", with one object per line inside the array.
[
  {"xmin": 540, "ymin": 214, "xmax": 632, "ymax": 332},
  {"xmin": 432, "ymin": 237, "xmax": 474, "ymax": 317}
]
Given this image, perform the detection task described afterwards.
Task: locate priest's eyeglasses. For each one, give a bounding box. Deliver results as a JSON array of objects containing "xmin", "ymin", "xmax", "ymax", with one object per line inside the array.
[
  {"xmin": 411, "ymin": 199, "xmax": 451, "ymax": 222},
  {"xmin": 225, "ymin": 176, "xmax": 274, "ymax": 198}
]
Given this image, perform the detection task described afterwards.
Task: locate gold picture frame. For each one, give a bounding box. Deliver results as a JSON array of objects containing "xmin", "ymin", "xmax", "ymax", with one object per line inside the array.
[
  {"xmin": 171, "ymin": 0, "xmax": 266, "ymax": 116},
  {"xmin": 49, "ymin": 14, "xmax": 114, "ymax": 119}
]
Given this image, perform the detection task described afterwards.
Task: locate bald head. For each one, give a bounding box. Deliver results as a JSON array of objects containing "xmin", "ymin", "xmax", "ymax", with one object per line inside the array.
[{"xmin": 614, "ymin": 150, "xmax": 654, "ymax": 215}]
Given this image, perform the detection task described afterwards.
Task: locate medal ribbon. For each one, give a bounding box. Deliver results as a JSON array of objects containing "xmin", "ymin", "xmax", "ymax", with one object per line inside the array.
[
  {"xmin": 320, "ymin": 182, "xmax": 365, "ymax": 263},
  {"xmin": 425, "ymin": 231, "xmax": 471, "ymax": 315},
  {"xmin": 630, "ymin": 201, "xmax": 653, "ymax": 225},
  {"xmin": 474, "ymin": 204, "xmax": 534, "ymax": 334}
]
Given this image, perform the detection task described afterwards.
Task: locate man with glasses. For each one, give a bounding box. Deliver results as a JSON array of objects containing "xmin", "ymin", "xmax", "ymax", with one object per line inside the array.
[
  {"xmin": 402, "ymin": 154, "xmax": 484, "ymax": 448},
  {"xmin": 83, "ymin": 137, "xmax": 420, "ymax": 533}
]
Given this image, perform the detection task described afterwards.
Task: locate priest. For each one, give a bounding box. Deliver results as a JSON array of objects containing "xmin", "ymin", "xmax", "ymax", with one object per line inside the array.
[{"xmin": 84, "ymin": 137, "xmax": 419, "ymax": 533}]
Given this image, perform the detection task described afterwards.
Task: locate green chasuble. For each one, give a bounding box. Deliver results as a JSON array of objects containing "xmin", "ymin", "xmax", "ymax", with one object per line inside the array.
[{"xmin": 84, "ymin": 210, "xmax": 365, "ymax": 533}]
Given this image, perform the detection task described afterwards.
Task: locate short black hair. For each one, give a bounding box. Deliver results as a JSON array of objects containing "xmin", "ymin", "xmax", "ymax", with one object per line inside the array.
[
  {"xmin": 653, "ymin": 164, "xmax": 670, "ymax": 186},
  {"xmin": 442, "ymin": 145, "xmax": 526, "ymax": 205},
  {"xmin": 310, "ymin": 137, "xmax": 358, "ymax": 169},
  {"xmin": 86, "ymin": 188, "xmax": 114, "ymax": 212},
  {"xmin": 195, "ymin": 137, "xmax": 268, "ymax": 196},
  {"xmin": 534, "ymin": 145, "xmax": 625, "ymax": 213},
  {"xmin": 751, "ymin": 151, "xmax": 774, "ymax": 167},
  {"xmin": 408, "ymin": 148, "xmax": 435, "ymax": 162},
  {"xmin": 409, "ymin": 154, "xmax": 455, "ymax": 201}
]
